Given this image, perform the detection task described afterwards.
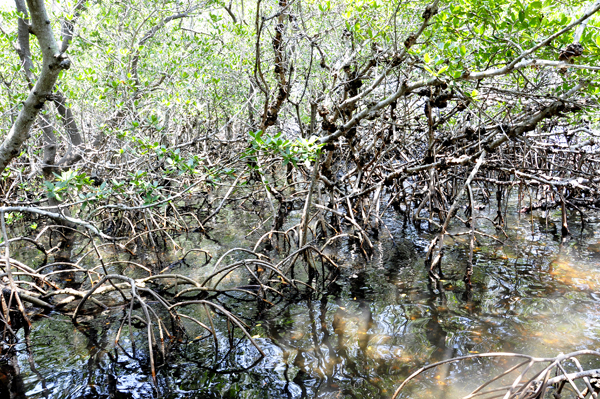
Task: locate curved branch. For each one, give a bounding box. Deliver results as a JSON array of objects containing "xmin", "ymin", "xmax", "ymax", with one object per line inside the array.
[{"xmin": 0, "ymin": 0, "xmax": 72, "ymax": 173}]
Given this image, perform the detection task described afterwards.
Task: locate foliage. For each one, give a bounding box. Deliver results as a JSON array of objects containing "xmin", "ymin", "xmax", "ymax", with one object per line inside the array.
[
  {"xmin": 0, "ymin": 0, "xmax": 600, "ymax": 395},
  {"xmin": 0, "ymin": 0, "xmax": 596, "ymax": 244},
  {"xmin": 246, "ymin": 131, "xmax": 324, "ymax": 167}
]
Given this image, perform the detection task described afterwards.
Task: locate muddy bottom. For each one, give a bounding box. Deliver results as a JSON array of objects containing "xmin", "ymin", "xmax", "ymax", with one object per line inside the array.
[{"xmin": 4, "ymin": 204, "xmax": 600, "ymax": 399}]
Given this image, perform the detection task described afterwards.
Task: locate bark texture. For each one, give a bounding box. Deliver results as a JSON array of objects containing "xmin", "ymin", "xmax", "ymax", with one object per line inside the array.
[{"xmin": 0, "ymin": 0, "xmax": 71, "ymax": 172}]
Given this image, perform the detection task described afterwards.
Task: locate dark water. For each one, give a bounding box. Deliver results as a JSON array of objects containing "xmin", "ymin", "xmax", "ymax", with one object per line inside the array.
[{"xmin": 4, "ymin": 202, "xmax": 600, "ymax": 398}]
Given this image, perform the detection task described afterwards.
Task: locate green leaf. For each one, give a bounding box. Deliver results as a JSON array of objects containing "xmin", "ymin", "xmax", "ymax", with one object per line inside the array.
[{"xmin": 423, "ymin": 66, "xmax": 436, "ymax": 76}]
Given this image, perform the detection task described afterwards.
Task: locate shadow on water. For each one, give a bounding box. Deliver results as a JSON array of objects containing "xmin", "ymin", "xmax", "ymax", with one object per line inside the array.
[{"xmin": 3, "ymin": 202, "xmax": 600, "ymax": 398}]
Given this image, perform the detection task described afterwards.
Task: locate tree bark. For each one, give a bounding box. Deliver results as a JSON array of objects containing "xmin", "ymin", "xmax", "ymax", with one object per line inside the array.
[{"xmin": 0, "ymin": 0, "xmax": 71, "ymax": 173}]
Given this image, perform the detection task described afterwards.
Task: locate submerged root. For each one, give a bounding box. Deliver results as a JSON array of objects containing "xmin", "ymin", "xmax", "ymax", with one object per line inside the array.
[
  {"xmin": 392, "ymin": 350, "xmax": 600, "ymax": 399},
  {"xmin": 0, "ymin": 218, "xmax": 339, "ymax": 386}
]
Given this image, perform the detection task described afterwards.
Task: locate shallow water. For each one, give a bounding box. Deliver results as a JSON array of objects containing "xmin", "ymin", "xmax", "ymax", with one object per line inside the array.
[{"xmin": 4, "ymin": 200, "xmax": 600, "ymax": 398}]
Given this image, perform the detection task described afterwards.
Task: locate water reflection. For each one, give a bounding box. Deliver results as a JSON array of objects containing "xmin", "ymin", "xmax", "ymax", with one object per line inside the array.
[{"xmin": 4, "ymin": 205, "xmax": 600, "ymax": 398}]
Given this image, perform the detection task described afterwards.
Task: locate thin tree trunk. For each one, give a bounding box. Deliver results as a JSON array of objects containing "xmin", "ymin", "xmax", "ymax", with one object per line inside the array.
[{"xmin": 0, "ymin": 0, "xmax": 72, "ymax": 173}]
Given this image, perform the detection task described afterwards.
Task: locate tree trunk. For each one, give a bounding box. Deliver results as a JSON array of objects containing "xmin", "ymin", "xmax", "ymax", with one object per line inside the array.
[{"xmin": 0, "ymin": 0, "xmax": 72, "ymax": 173}]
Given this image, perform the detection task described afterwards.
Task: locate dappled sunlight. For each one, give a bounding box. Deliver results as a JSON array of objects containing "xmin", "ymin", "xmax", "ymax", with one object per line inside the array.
[{"xmin": 549, "ymin": 255, "xmax": 600, "ymax": 291}]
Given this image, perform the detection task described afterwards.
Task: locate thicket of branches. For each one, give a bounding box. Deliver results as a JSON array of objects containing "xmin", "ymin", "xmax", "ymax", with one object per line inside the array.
[{"xmin": 0, "ymin": 0, "xmax": 599, "ymax": 395}]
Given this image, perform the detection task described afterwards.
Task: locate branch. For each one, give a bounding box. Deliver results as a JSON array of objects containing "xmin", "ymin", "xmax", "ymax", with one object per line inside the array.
[
  {"xmin": 260, "ymin": 0, "xmax": 290, "ymax": 130},
  {"xmin": 130, "ymin": 7, "xmax": 197, "ymax": 97},
  {"xmin": 574, "ymin": 0, "xmax": 600, "ymax": 42},
  {"xmin": 0, "ymin": 0, "xmax": 71, "ymax": 173},
  {"xmin": 221, "ymin": 0, "xmax": 237, "ymax": 24},
  {"xmin": 336, "ymin": 0, "xmax": 441, "ymax": 112},
  {"xmin": 13, "ymin": 0, "xmax": 35, "ymax": 86},
  {"xmin": 319, "ymin": 77, "xmax": 443, "ymax": 144},
  {"xmin": 0, "ymin": 206, "xmax": 114, "ymax": 239},
  {"xmin": 464, "ymin": 1, "xmax": 600, "ymax": 80},
  {"xmin": 60, "ymin": 0, "xmax": 87, "ymax": 53}
]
